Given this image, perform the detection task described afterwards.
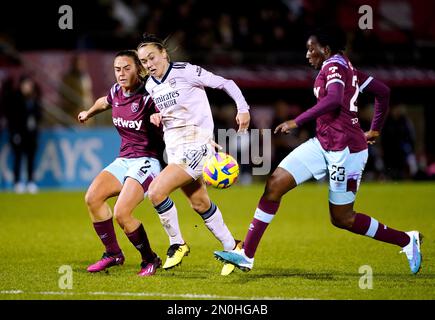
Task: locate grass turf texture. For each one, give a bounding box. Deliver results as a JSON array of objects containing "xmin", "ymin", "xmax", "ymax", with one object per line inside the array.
[{"xmin": 0, "ymin": 182, "xmax": 434, "ymax": 300}]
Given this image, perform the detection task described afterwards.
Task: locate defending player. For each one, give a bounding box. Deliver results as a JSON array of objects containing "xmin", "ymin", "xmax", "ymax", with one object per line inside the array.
[
  {"xmin": 137, "ymin": 34, "xmax": 250, "ymax": 275},
  {"xmin": 214, "ymin": 27, "xmax": 423, "ymax": 274},
  {"xmin": 77, "ymin": 50, "xmax": 163, "ymax": 276}
]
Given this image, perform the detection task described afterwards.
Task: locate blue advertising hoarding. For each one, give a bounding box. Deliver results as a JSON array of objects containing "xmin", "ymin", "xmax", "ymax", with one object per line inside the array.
[{"xmin": 0, "ymin": 127, "xmax": 120, "ymax": 190}]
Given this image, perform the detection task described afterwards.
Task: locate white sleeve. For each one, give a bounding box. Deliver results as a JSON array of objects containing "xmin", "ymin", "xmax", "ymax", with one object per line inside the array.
[{"xmin": 186, "ymin": 64, "xmax": 250, "ymax": 113}]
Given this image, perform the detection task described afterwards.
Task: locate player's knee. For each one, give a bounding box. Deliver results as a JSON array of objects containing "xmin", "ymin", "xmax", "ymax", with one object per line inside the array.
[
  {"xmin": 264, "ymin": 173, "xmax": 286, "ymax": 201},
  {"xmin": 147, "ymin": 181, "xmax": 166, "ymax": 205},
  {"xmin": 191, "ymin": 198, "xmax": 210, "ymax": 214},
  {"xmin": 329, "ymin": 209, "xmax": 355, "ymax": 229},
  {"xmin": 330, "ymin": 215, "xmax": 346, "ymax": 229},
  {"xmin": 113, "ymin": 206, "xmax": 131, "ymax": 228},
  {"xmin": 84, "ymin": 189, "xmax": 101, "ymax": 210}
]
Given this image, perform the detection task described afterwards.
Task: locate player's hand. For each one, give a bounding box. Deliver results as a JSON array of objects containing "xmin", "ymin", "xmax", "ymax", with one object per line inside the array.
[
  {"xmin": 236, "ymin": 112, "xmax": 250, "ymax": 133},
  {"xmin": 274, "ymin": 120, "xmax": 298, "ymax": 134},
  {"xmin": 150, "ymin": 113, "xmax": 162, "ymax": 127},
  {"xmin": 77, "ymin": 111, "xmax": 89, "ymax": 123},
  {"xmin": 365, "ymin": 130, "xmax": 380, "ymax": 145}
]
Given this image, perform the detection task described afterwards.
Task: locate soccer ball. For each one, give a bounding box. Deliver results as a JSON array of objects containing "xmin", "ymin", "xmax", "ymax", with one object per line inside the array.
[{"xmin": 203, "ymin": 152, "xmax": 239, "ymax": 189}]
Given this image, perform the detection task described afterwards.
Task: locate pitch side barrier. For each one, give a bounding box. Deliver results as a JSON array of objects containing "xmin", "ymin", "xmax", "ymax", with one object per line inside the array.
[{"xmin": 0, "ymin": 127, "xmax": 119, "ymax": 190}]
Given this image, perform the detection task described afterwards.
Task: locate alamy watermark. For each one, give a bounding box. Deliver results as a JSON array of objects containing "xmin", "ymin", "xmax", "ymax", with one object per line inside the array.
[
  {"xmin": 358, "ymin": 265, "xmax": 373, "ymax": 289},
  {"xmin": 58, "ymin": 265, "xmax": 73, "ymax": 290},
  {"xmin": 161, "ymin": 128, "xmax": 273, "ymax": 176},
  {"xmin": 359, "ymin": 5, "xmax": 373, "ymax": 30},
  {"xmin": 215, "ymin": 129, "xmax": 271, "ymax": 176},
  {"xmin": 58, "ymin": 5, "xmax": 73, "ymax": 30}
]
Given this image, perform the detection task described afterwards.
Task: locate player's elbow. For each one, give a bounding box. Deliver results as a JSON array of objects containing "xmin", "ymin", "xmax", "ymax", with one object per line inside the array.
[
  {"xmin": 371, "ymin": 79, "xmax": 391, "ymax": 100},
  {"xmin": 222, "ymin": 78, "xmax": 237, "ymax": 91},
  {"xmin": 327, "ymin": 95, "xmax": 344, "ymax": 112}
]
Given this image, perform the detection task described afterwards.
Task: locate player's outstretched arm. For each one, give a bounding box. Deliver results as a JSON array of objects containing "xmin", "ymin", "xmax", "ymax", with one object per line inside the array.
[
  {"xmin": 274, "ymin": 119, "xmax": 298, "ymax": 134},
  {"xmin": 219, "ymin": 78, "xmax": 250, "ymax": 132},
  {"xmin": 77, "ymin": 96, "xmax": 111, "ymax": 123},
  {"xmin": 188, "ymin": 64, "xmax": 251, "ymax": 132},
  {"xmin": 211, "ymin": 76, "xmax": 251, "ymax": 132}
]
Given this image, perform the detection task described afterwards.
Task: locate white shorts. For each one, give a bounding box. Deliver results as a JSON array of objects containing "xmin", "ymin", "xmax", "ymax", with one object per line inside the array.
[
  {"xmin": 278, "ymin": 138, "xmax": 368, "ymax": 205},
  {"xmin": 164, "ymin": 126, "xmax": 214, "ymax": 180},
  {"xmin": 104, "ymin": 156, "xmax": 161, "ymax": 194},
  {"xmin": 166, "ymin": 142, "xmax": 214, "ymax": 180}
]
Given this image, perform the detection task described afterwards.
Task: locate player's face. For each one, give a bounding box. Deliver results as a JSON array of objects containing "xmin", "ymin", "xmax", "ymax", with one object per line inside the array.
[
  {"xmin": 306, "ymin": 36, "xmax": 326, "ymax": 70},
  {"xmin": 114, "ymin": 56, "xmax": 139, "ymax": 90},
  {"xmin": 138, "ymin": 45, "xmax": 169, "ymax": 79}
]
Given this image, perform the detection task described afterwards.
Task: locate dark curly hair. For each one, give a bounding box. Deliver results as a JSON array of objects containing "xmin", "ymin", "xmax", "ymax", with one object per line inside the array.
[{"xmin": 310, "ymin": 26, "xmax": 347, "ymax": 54}]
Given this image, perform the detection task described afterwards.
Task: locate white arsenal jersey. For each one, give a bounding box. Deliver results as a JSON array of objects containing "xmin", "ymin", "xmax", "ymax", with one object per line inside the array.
[{"xmin": 145, "ymin": 62, "xmax": 249, "ymax": 147}]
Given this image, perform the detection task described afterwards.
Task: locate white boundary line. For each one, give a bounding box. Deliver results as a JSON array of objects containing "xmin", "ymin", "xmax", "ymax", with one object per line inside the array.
[{"xmin": 0, "ymin": 290, "xmax": 314, "ymax": 300}]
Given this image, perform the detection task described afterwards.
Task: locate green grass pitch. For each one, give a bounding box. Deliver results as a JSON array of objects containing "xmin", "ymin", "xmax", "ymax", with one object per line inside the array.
[{"xmin": 0, "ymin": 182, "xmax": 434, "ymax": 300}]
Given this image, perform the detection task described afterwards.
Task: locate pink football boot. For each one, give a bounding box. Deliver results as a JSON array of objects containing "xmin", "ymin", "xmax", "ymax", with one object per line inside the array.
[
  {"xmin": 137, "ymin": 255, "xmax": 162, "ymax": 277},
  {"xmin": 87, "ymin": 252, "xmax": 125, "ymax": 272}
]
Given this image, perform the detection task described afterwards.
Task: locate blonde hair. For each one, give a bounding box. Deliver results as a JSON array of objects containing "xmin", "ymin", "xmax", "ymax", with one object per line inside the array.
[{"xmin": 137, "ymin": 33, "xmax": 171, "ymax": 62}]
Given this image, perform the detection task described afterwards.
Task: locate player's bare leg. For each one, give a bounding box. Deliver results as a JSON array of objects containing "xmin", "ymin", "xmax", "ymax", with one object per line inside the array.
[
  {"xmin": 182, "ymin": 178, "xmax": 239, "ymax": 275},
  {"xmin": 85, "ymin": 171, "xmax": 125, "ymax": 272},
  {"xmin": 147, "ymin": 164, "xmax": 193, "ymax": 269},
  {"xmin": 114, "ymin": 177, "xmax": 161, "ymax": 276},
  {"xmin": 114, "ymin": 178, "xmax": 144, "ymax": 233},
  {"xmin": 85, "ymin": 171, "xmax": 121, "ymax": 222},
  {"xmin": 182, "ymin": 178, "xmax": 236, "ymax": 250},
  {"xmin": 215, "ymin": 167, "xmax": 297, "ymax": 271},
  {"xmin": 329, "ymin": 202, "xmax": 423, "ymax": 274}
]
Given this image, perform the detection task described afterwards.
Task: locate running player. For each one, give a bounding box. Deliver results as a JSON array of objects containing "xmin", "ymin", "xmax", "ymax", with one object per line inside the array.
[
  {"xmin": 77, "ymin": 50, "xmax": 163, "ymax": 276},
  {"xmin": 214, "ymin": 27, "xmax": 423, "ymax": 274},
  {"xmin": 137, "ymin": 34, "xmax": 250, "ymax": 275}
]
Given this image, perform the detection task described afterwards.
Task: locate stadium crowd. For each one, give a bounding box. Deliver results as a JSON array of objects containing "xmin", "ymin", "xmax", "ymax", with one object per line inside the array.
[{"xmin": 1, "ymin": 0, "xmax": 434, "ymax": 183}]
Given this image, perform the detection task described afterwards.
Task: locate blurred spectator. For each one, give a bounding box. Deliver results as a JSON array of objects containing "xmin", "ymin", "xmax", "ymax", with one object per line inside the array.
[
  {"xmin": 59, "ymin": 55, "xmax": 94, "ymax": 119},
  {"xmin": 381, "ymin": 104, "xmax": 418, "ymax": 180},
  {"xmin": 217, "ymin": 14, "xmax": 234, "ymax": 50},
  {"xmin": 5, "ymin": 75, "xmax": 42, "ymax": 193},
  {"xmin": 271, "ymin": 100, "xmax": 309, "ymax": 169},
  {"xmin": 165, "ymin": 30, "xmax": 191, "ymax": 62},
  {"xmin": 351, "ymin": 29, "xmax": 385, "ymax": 65},
  {"xmin": 358, "ymin": 104, "xmax": 385, "ymax": 180},
  {"xmin": 0, "ymin": 73, "xmax": 12, "ymax": 133},
  {"xmin": 234, "ymin": 16, "xmax": 251, "ymax": 51},
  {"xmin": 212, "ymin": 104, "xmax": 254, "ymax": 184},
  {"xmin": 112, "ymin": 0, "xmax": 149, "ymax": 36},
  {"xmin": 2, "ymin": 0, "xmax": 435, "ymax": 68}
]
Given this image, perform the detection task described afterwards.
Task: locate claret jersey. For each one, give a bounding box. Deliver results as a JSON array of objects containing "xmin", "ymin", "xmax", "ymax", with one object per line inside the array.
[
  {"xmin": 314, "ymin": 54, "xmax": 367, "ymax": 152},
  {"xmin": 297, "ymin": 54, "xmax": 368, "ymax": 152},
  {"xmin": 106, "ymin": 82, "xmax": 163, "ymax": 159}
]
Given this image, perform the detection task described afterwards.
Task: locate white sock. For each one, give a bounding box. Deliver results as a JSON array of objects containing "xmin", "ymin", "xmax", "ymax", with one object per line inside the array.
[
  {"xmin": 155, "ymin": 198, "xmax": 184, "ymax": 245},
  {"xmin": 203, "ymin": 204, "xmax": 235, "ymax": 251}
]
